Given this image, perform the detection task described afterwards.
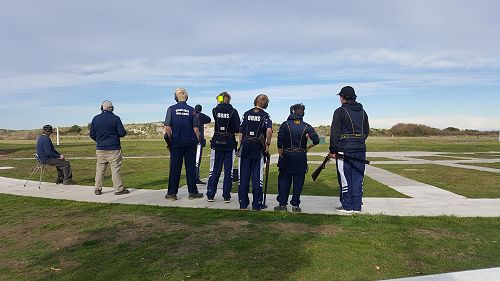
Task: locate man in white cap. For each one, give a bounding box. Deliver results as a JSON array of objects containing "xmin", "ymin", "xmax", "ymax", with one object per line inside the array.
[{"xmin": 90, "ymin": 100, "xmax": 128, "ymax": 195}]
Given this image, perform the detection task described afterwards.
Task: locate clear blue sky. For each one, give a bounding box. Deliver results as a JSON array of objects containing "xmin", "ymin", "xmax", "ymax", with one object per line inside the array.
[{"xmin": 1, "ymin": 0, "xmax": 499, "ymax": 130}]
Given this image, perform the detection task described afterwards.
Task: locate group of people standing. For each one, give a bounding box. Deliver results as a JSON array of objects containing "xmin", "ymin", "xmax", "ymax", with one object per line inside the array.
[
  {"xmin": 162, "ymin": 86, "xmax": 369, "ymax": 213},
  {"xmin": 35, "ymin": 85, "xmax": 369, "ymax": 214}
]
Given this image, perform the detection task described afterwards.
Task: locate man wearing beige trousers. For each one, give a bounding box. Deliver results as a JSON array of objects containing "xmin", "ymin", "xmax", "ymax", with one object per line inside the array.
[{"xmin": 90, "ymin": 100, "xmax": 128, "ymax": 195}]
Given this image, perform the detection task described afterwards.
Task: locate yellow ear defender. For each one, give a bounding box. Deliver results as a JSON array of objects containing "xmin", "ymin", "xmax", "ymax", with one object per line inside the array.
[{"xmin": 217, "ymin": 94, "xmax": 224, "ymax": 103}]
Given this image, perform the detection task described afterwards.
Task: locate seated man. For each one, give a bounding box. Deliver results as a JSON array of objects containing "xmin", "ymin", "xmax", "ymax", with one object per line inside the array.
[{"xmin": 36, "ymin": 125, "xmax": 75, "ymax": 185}]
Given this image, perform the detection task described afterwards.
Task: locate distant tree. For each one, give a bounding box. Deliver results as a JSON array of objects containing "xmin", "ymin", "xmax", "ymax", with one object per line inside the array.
[
  {"xmin": 67, "ymin": 125, "xmax": 82, "ymax": 134},
  {"xmin": 389, "ymin": 123, "xmax": 440, "ymax": 137},
  {"xmin": 443, "ymin": 127, "xmax": 461, "ymax": 132}
]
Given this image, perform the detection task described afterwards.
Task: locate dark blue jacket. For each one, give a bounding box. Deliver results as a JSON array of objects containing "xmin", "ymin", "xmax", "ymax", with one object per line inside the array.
[
  {"xmin": 240, "ymin": 108, "xmax": 272, "ymax": 159},
  {"xmin": 211, "ymin": 103, "xmax": 240, "ymax": 151},
  {"xmin": 329, "ymin": 102, "xmax": 369, "ymax": 153},
  {"xmin": 36, "ymin": 134, "xmax": 60, "ymax": 164},
  {"xmin": 90, "ymin": 111, "xmax": 127, "ymax": 150},
  {"xmin": 277, "ymin": 114, "xmax": 319, "ymax": 174},
  {"xmin": 194, "ymin": 112, "xmax": 211, "ymax": 147},
  {"xmin": 164, "ymin": 101, "xmax": 199, "ymax": 148}
]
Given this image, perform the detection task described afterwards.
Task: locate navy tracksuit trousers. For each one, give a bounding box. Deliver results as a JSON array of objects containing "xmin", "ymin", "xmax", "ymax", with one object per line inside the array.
[
  {"xmin": 238, "ymin": 156, "xmax": 264, "ymax": 209},
  {"xmin": 336, "ymin": 151, "xmax": 366, "ymax": 211},
  {"xmin": 168, "ymin": 145, "xmax": 199, "ymax": 195},
  {"xmin": 277, "ymin": 171, "xmax": 305, "ymax": 207},
  {"xmin": 206, "ymin": 149, "xmax": 235, "ymax": 199}
]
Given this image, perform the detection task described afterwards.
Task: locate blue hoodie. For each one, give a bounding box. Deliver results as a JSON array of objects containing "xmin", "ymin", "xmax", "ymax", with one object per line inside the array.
[{"xmin": 90, "ymin": 111, "xmax": 127, "ymax": 150}]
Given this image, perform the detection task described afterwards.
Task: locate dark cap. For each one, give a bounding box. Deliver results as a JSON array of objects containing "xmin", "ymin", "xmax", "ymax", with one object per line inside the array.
[
  {"xmin": 338, "ymin": 86, "xmax": 356, "ymax": 98},
  {"xmin": 42, "ymin": 125, "xmax": 53, "ymax": 134},
  {"xmin": 195, "ymin": 104, "xmax": 202, "ymax": 112}
]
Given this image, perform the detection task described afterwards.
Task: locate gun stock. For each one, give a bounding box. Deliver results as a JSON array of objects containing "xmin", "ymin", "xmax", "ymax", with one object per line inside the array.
[{"xmin": 311, "ymin": 155, "xmax": 330, "ymax": 181}]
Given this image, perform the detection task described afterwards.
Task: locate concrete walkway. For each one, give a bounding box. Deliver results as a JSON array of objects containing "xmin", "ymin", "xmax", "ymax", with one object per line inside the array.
[
  {"xmin": 2, "ymin": 176, "xmax": 500, "ymax": 217},
  {"xmin": 383, "ymin": 267, "xmax": 500, "ymax": 281},
  {"xmin": 1, "ymin": 151, "xmax": 499, "ymax": 217}
]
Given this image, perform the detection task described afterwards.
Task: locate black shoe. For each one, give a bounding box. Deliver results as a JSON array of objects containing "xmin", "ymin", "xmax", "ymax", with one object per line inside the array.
[
  {"xmin": 223, "ymin": 197, "xmax": 231, "ymax": 203},
  {"xmin": 115, "ymin": 189, "xmax": 130, "ymax": 195},
  {"xmin": 252, "ymin": 207, "xmax": 262, "ymax": 211},
  {"xmin": 196, "ymin": 179, "xmax": 206, "ymax": 185},
  {"xmin": 165, "ymin": 194, "xmax": 177, "ymax": 201},
  {"xmin": 55, "ymin": 179, "xmax": 63, "ymax": 184},
  {"xmin": 274, "ymin": 205, "xmax": 287, "ymax": 211},
  {"xmin": 291, "ymin": 206, "xmax": 302, "ymax": 213},
  {"xmin": 63, "ymin": 180, "xmax": 77, "ymax": 185},
  {"xmin": 95, "ymin": 189, "xmax": 102, "ymax": 195},
  {"xmin": 188, "ymin": 193, "xmax": 203, "ymax": 199},
  {"xmin": 207, "ymin": 196, "xmax": 214, "ymax": 202}
]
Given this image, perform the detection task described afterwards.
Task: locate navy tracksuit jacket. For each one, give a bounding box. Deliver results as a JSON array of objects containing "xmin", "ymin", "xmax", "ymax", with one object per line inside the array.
[
  {"xmin": 277, "ymin": 114, "xmax": 320, "ymax": 207},
  {"xmin": 164, "ymin": 101, "xmax": 200, "ymax": 195},
  {"xmin": 89, "ymin": 110, "xmax": 127, "ymax": 150},
  {"xmin": 206, "ymin": 103, "xmax": 240, "ymax": 199},
  {"xmin": 238, "ymin": 108, "xmax": 272, "ymax": 209},
  {"xmin": 330, "ymin": 101, "xmax": 370, "ymax": 211}
]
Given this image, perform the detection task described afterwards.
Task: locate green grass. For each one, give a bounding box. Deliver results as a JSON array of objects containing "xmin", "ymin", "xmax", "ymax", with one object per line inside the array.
[
  {"xmin": 0, "ymin": 159, "xmax": 405, "ymax": 198},
  {"xmin": 374, "ymin": 164, "xmax": 500, "ymax": 198},
  {"xmin": 266, "ymin": 164, "xmax": 407, "ymax": 198},
  {"xmin": 441, "ymin": 153, "xmax": 500, "ymax": 159},
  {"xmin": 0, "ymin": 194, "xmax": 499, "ymax": 281},
  {"xmin": 2, "ymin": 136, "xmax": 500, "ymax": 159},
  {"xmin": 462, "ymin": 162, "xmax": 500, "ymax": 169},
  {"xmin": 410, "ymin": 156, "xmax": 468, "ymax": 161}
]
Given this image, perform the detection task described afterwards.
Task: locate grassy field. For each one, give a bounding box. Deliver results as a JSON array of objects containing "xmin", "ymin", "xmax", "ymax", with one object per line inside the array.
[
  {"xmin": 1, "ymin": 135, "xmax": 500, "ymax": 159},
  {"xmin": 0, "ymin": 194, "xmax": 499, "ymax": 281},
  {"xmin": 374, "ymin": 164, "xmax": 500, "ymax": 198},
  {"xmin": 0, "ymin": 158, "xmax": 405, "ymax": 198}
]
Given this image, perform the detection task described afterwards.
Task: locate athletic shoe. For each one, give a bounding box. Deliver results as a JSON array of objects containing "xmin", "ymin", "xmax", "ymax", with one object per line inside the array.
[
  {"xmin": 94, "ymin": 189, "xmax": 102, "ymax": 195},
  {"xmin": 207, "ymin": 196, "xmax": 215, "ymax": 202},
  {"xmin": 353, "ymin": 210, "xmax": 362, "ymax": 214},
  {"xmin": 188, "ymin": 193, "xmax": 204, "ymax": 199},
  {"xmin": 274, "ymin": 205, "xmax": 288, "ymax": 211},
  {"xmin": 239, "ymin": 206, "xmax": 248, "ymax": 211},
  {"xmin": 335, "ymin": 206, "xmax": 353, "ymax": 214},
  {"xmin": 291, "ymin": 206, "xmax": 302, "ymax": 213},
  {"xmin": 223, "ymin": 197, "xmax": 231, "ymax": 203},
  {"xmin": 63, "ymin": 180, "xmax": 77, "ymax": 185},
  {"xmin": 115, "ymin": 189, "xmax": 130, "ymax": 195},
  {"xmin": 196, "ymin": 179, "xmax": 206, "ymax": 185},
  {"xmin": 165, "ymin": 194, "xmax": 177, "ymax": 201},
  {"xmin": 55, "ymin": 179, "xmax": 63, "ymax": 184}
]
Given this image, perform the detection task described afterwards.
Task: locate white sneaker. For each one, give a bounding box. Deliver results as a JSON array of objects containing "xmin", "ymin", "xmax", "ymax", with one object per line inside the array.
[{"xmin": 335, "ymin": 206, "xmax": 353, "ymax": 214}]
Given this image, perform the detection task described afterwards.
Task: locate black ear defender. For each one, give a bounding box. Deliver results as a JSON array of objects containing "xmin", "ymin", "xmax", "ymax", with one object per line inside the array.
[{"xmin": 101, "ymin": 100, "xmax": 114, "ymax": 111}]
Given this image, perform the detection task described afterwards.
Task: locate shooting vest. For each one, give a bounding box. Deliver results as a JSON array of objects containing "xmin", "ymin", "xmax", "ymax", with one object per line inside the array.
[
  {"xmin": 241, "ymin": 109, "xmax": 270, "ymax": 159},
  {"xmin": 211, "ymin": 104, "xmax": 238, "ymax": 151}
]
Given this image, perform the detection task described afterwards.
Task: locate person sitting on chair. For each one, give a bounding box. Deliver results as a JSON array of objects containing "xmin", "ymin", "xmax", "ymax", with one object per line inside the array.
[{"xmin": 36, "ymin": 125, "xmax": 75, "ymax": 185}]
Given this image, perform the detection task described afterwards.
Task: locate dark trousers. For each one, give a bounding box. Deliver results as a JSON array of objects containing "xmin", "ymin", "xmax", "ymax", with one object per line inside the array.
[
  {"xmin": 46, "ymin": 158, "xmax": 73, "ymax": 183},
  {"xmin": 277, "ymin": 171, "xmax": 305, "ymax": 207},
  {"xmin": 195, "ymin": 144, "xmax": 203, "ymax": 181},
  {"xmin": 335, "ymin": 151, "xmax": 366, "ymax": 211},
  {"xmin": 238, "ymin": 156, "xmax": 264, "ymax": 209},
  {"xmin": 207, "ymin": 149, "xmax": 235, "ymax": 199},
  {"xmin": 168, "ymin": 145, "xmax": 199, "ymax": 195}
]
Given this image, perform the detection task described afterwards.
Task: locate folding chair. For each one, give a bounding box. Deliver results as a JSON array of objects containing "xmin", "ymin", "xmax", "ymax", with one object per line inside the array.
[{"xmin": 24, "ymin": 154, "xmax": 53, "ymax": 188}]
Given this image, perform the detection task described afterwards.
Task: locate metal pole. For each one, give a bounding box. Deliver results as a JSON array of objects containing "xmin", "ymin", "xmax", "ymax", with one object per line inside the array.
[{"xmin": 56, "ymin": 126, "xmax": 60, "ymax": 146}]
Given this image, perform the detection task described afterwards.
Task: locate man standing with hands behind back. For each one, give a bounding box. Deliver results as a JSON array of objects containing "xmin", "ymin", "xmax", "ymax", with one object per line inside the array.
[{"xmin": 90, "ymin": 100, "xmax": 128, "ymax": 195}]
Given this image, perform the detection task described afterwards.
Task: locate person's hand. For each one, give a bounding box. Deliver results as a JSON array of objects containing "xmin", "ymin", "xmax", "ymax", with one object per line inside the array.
[
  {"xmin": 328, "ymin": 152, "xmax": 336, "ymax": 160},
  {"xmin": 59, "ymin": 154, "xmax": 65, "ymax": 160}
]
